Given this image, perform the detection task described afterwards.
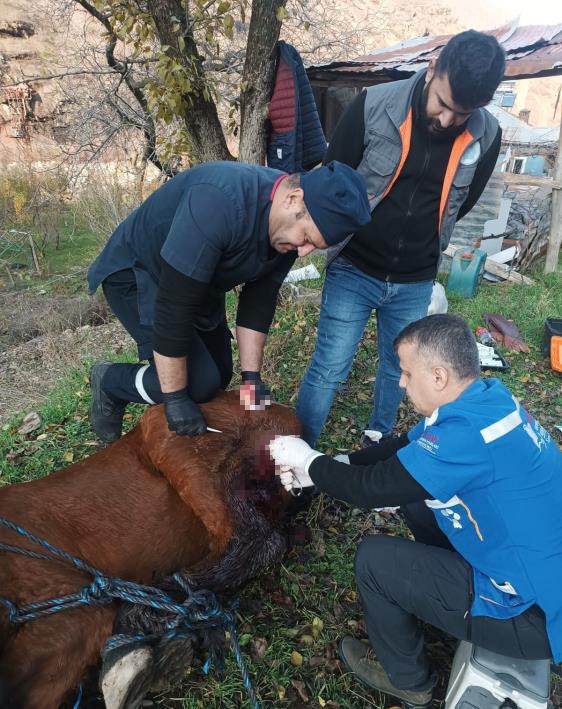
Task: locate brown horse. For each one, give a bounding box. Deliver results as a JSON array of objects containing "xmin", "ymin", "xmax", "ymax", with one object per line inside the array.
[{"xmin": 0, "ymin": 391, "xmax": 300, "ymax": 709}]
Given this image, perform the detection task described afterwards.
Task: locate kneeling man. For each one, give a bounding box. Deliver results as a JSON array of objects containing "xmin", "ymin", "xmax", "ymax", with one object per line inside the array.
[{"xmin": 270, "ymin": 314, "xmax": 562, "ymax": 706}]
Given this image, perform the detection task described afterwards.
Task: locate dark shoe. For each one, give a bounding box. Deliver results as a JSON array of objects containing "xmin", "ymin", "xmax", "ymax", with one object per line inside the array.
[
  {"xmin": 89, "ymin": 361, "xmax": 126, "ymax": 443},
  {"xmin": 339, "ymin": 635, "xmax": 435, "ymax": 707}
]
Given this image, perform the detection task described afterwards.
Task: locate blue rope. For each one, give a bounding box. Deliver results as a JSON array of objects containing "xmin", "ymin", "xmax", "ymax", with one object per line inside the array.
[
  {"xmin": 72, "ymin": 684, "xmax": 83, "ymax": 709},
  {"xmin": 0, "ymin": 517, "xmax": 261, "ymax": 708}
]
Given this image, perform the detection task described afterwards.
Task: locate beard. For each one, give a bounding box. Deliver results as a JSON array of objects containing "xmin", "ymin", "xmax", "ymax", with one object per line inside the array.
[{"xmin": 421, "ymin": 81, "xmax": 468, "ymax": 142}]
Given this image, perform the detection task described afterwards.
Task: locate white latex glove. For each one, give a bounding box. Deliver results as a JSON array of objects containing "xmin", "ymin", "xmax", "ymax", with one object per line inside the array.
[
  {"xmin": 277, "ymin": 464, "xmax": 314, "ymax": 493},
  {"xmin": 268, "ymin": 435, "xmax": 323, "ymax": 476}
]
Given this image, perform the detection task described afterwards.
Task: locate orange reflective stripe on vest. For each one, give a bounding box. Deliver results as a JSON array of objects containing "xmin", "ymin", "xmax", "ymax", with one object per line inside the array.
[
  {"xmin": 439, "ymin": 130, "xmax": 474, "ymax": 233},
  {"xmin": 381, "ymin": 108, "xmax": 413, "ymax": 200},
  {"xmin": 380, "ymin": 115, "xmax": 474, "ymax": 239}
]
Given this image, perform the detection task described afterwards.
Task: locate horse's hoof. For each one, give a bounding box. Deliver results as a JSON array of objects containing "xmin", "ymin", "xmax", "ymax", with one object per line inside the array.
[{"xmin": 100, "ymin": 645, "xmax": 154, "ymax": 709}]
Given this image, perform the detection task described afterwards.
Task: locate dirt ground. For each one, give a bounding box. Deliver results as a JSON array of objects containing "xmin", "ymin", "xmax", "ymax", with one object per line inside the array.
[{"xmin": 0, "ymin": 319, "xmax": 134, "ymax": 425}]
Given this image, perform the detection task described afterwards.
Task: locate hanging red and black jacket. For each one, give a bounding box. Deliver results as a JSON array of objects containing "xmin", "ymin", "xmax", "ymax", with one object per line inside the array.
[{"xmin": 267, "ymin": 41, "xmax": 327, "ymax": 173}]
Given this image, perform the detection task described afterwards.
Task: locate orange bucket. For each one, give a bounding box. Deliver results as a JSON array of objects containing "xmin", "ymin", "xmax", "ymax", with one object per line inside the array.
[{"xmin": 551, "ymin": 335, "xmax": 562, "ymax": 373}]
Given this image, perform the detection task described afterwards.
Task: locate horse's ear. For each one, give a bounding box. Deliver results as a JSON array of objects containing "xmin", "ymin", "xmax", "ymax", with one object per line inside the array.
[{"xmin": 139, "ymin": 406, "xmax": 236, "ymax": 557}]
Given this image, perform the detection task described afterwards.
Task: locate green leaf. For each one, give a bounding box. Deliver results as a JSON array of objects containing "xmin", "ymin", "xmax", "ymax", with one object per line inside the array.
[
  {"xmin": 217, "ymin": 0, "xmax": 231, "ymax": 13},
  {"xmin": 223, "ymin": 13, "xmax": 234, "ymax": 38},
  {"xmin": 276, "ymin": 6, "xmax": 288, "ymax": 21}
]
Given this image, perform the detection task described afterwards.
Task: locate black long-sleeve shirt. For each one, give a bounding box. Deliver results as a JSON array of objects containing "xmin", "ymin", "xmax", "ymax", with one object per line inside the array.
[
  {"xmin": 325, "ymin": 82, "xmax": 501, "ymax": 282},
  {"xmin": 152, "ymin": 257, "xmax": 293, "ymax": 357},
  {"xmin": 308, "ymin": 435, "xmax": 432, "ymax": 509}
]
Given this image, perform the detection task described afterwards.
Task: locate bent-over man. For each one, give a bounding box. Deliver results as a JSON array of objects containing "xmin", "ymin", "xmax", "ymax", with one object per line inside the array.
[{"xmin": 88, "ymin": 160, "xmax": 370, "ymax": 442}]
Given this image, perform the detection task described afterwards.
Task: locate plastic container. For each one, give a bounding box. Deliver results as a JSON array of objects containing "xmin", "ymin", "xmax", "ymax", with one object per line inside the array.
[
  {"xmin": 542, "ymin": 318, "xmax": 562, "ymax": 372},
  {"xmin": 447, "ymin": 249, "xmax": 487, "ymax": 298},
  {"xmin": 445, "ymin": 642, "xmax": 550, "ymax": 709}
]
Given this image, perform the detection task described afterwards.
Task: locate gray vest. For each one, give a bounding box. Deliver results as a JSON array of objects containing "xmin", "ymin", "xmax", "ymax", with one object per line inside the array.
[{"xmin": 330, "ymin": 71, "xmax": 499, "ymax": 262}]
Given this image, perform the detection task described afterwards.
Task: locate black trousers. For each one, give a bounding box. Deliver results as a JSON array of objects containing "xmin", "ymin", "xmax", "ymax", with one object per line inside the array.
[
  {"xmin": 101, "ymin": 269, "xmax": 233, "ymax": 404},
  {"xmin": 354, "ymin": 501, "xmax": 552, "ymax": 690}
]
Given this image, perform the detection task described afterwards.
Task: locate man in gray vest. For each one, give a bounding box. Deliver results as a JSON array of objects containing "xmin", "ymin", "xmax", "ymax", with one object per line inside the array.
[{"xmin": 297, "ymin": 30, "xmax": 505, "ymax": 446}]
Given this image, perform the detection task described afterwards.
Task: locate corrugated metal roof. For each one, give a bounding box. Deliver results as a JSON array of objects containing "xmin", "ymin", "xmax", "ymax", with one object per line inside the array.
[
  {"xmin": 486, "ymin": 104, "xmax": 560, "ymax": 144},
  {"xmin": 308, "ymin": 21, "xmax": 562, "ymax": 83}
]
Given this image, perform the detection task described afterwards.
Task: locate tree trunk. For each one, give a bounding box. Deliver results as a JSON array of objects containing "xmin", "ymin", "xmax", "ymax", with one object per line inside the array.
[
  {"xmin": 238, "ymin": 0, "xmax": 287, "ymax": 165},
  {"xmin": 147, "ymin": 0, "xmax": 232, "ymax": 164},
  {"xmin": 544, "ymin": 109, "xmax": 562, "ymax": 272}
]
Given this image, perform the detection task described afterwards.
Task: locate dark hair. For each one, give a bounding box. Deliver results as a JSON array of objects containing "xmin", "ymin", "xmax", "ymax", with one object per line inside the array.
[
  {"xmin": 435, "ymin": 30, "xmax": 505, "ymax": 109},
  {"xmin": 394, "ymin": 314, "xmax": 480, "ymax": 380},
  {"xmin": 285, "ymin": 173, "xmax": 309, "ymax": 220},
  {"xmin": 285, "ymin": 173, "xmax": 301, "ymax": 189}
]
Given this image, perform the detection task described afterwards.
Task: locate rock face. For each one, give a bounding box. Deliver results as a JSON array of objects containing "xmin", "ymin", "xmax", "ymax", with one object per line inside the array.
[{"xmin": 0, "ymin": 20, "xmax": 35, "ymax": 38}]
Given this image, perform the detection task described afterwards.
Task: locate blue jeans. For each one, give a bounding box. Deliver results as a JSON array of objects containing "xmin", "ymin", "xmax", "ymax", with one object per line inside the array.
[{"xmin": 296, "ymin": 258, "xmax": 433, "ymax": 445}]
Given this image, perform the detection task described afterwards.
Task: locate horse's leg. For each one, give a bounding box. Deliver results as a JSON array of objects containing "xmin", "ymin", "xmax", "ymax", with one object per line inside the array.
[{"xmin": 1, "ymin": 607, "xmax": 114, "ymax": 709}]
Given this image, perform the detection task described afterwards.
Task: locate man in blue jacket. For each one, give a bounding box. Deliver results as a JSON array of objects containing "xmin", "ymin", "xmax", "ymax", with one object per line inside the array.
[
  {"xmin": 87, "ymin": 160, "xmax": 370, "ymax": 442},
  {"xmin": 297, "ymin": 31, "xmax": 505, "ymax": 447},
  {"xmin": 270, "ymin": 315, "xmax": 560, "ymax": 706}
]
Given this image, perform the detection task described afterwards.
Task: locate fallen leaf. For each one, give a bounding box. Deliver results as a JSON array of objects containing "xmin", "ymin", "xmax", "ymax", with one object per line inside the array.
[
  {"xmin": 250, "ymin": 637, "xmax": 268, "ymax": 660},
  {"xmin": 277, "ymin": 685, "xmax": 286, "ymax": 700},
  {"xmin": 312, "ymin": 617, "xmax": 324, "ymax": 639},
  {"xmin": 318, "ymin": 698, "xmax": 326, "ymax": 707},
  {"xmin": 18, "ymin": 412, "xmax": 41, "ymax": 436},
  {"xmin": 36, "ymin": 433, "xmax": 48, "ymax": 441},
  {"xmin": 333, "ymin": 601, "xmax": 344, "ymax": 620},
  {"xmin": 291, "ymin": 650, "xmax": 303, "ymax": 666},
  {"xmin": 63, "ymin": 451, "xmax": 74, "ymax": 463},
  {"xmin": 309, "ymin": 655, "xmax": 325, "ymax": 668},
  {"xmin": 290, "ymin": 679, "xmax": 309, "ymax": 703},
  {"xmin": 300, "ymin": 634, "xmax": 314, "ymax": 646},
  {"xmin": 271, "ymin": 590, "xmax": 292, "ymax": 606},
  {"xmin": 6, "ymin": 449, "xmax": 24, "ymax": 464}
]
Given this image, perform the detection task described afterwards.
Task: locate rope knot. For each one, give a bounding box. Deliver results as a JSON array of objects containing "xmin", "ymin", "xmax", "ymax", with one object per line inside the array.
[
  {"xmin": 84, "ymin": 575, "xmax": 111, "ymax": 601},
  {"xmin": 0, "ymin": 598, "xmax": 18, "ymax": 623}
]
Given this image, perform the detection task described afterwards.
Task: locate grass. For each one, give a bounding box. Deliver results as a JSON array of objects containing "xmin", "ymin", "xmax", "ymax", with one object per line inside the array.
[{"xmin": 1, "ymin": 258, "xmax": 562, "ymax": 708}]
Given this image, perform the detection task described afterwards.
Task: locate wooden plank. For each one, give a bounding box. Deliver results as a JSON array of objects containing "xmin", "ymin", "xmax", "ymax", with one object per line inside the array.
[
  {"xmin": 499, "ymin": 172, "xmax": 562, "ymax": 190},
  {"xmin": 444, "ymin": 245, "xmax": 534, "ymax": 285}
]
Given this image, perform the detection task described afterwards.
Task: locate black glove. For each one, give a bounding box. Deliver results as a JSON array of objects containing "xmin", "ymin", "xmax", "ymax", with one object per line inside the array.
[
  {"xmin": 161, "ymin": 389, "xmax": 207, "ymax": 435},
  {"xmin": 241, "ymin": 371, "xmax": 271, "ymax": 408}
]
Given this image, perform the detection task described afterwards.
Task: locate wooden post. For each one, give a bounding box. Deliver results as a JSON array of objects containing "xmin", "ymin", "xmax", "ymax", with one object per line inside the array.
[{"xmin": 544, "ymin": 110, "xmax": 562, "ymax": 273}]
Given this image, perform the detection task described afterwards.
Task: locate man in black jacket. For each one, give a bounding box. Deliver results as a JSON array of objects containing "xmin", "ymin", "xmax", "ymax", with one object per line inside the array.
[
  {"xmin": 87, "ymin": 160, "xmax": 370, "ymax": 442},
  {"xmin": 297, "ymin": 30, "xmax": 505, "ymax": 447}
]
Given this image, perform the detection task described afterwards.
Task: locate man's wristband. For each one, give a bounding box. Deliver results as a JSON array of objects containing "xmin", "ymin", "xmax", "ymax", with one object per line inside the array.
[{"xmin": 241, "ymin": 371, "xmax": 261, "ymax": 383}]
